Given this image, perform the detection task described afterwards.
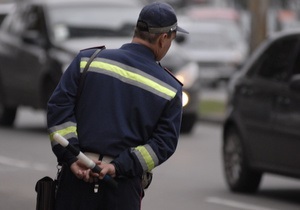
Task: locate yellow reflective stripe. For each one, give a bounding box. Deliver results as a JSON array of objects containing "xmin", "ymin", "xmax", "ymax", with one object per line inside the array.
[
  {"xmin": 49, "ymin": 126, "xmax": 77, "ymax": 142},
  {"xmin": 94, "ymin": 61, "xmax": 176, "ymax": 98},
  {"xmin": 135, "ymin": 146, "xmax": 155, "ymax": 171},
  {"xmin": 80, "ymin": 60, "xmax": 176, "ymax": 99},
  {"xmin": 80, "ymin": 60, "xmax": 89, "ymax": 72}
]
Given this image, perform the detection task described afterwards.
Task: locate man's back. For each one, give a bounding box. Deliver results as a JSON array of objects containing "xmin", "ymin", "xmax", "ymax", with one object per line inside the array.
[{"xmin": 76, "ymin": 43, "xmax": 182, "ymax": 157}]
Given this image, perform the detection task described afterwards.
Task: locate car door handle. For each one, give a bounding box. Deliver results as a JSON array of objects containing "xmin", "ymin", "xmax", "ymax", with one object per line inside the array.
[{"xmin": 240, "ymin": 87, "xmax": 253, "ymax": 96}]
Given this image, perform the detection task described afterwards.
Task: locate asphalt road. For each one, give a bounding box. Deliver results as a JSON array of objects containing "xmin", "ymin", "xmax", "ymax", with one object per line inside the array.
[{"xmin": 1, "ymin": 108, "xmax": 300, "ymax": 210}]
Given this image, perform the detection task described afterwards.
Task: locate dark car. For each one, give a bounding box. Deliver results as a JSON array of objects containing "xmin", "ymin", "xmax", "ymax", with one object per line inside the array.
[
  {"xmin": 0, "ymin": 0, "xmax": 199, "ymax": 132},
  {"xmin": 222, "ymin": 29, "xmax": 300, "ymax": 193}
]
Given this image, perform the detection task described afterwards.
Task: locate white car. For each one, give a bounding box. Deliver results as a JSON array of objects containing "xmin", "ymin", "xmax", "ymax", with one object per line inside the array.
[
  {"xmin": 177, "ymin": 7, "xmax": 249, "ymax": 88},
  {"xmin": 179, "ymin": 19, "xmax": 248, "ymax": 87}
]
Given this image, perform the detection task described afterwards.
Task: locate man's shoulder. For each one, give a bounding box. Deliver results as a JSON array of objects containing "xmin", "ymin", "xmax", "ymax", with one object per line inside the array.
[
  {"xmin": 163, "ymin": 67, "xmax": 183, "ymax": 86},
  {"xmin": 80, "ymin": 45, "xmax": 106, "ymax": 52},
  {"xmin": 79, "ymin": 46, "xmax": 106, "ymax": 56}
]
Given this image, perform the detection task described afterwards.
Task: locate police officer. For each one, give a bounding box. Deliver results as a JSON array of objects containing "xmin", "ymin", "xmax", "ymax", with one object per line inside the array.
[{"xmin": 47, "ymin": 2, "xmax": 188, "ymax": 210}]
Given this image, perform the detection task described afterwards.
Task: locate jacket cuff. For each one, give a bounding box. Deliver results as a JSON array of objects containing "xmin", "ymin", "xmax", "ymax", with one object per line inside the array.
[
  {"xmin": 111, "ymin": 160, "xmax": 121, "ymax": 177},
  {"xmin": 66, "ymin": 156, "xmax": 78, "ymax": 167}
]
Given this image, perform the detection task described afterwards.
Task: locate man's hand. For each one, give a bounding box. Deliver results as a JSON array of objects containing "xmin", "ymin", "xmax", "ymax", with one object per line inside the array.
[
  {"xmin": 70, "ymin": 160, "xmax": 100, "ymax": 182},
  {"xmin": 70, "ymin": 160, "xmax": 116, "ymax": 182},
  {"xmin": 98, "ymin": 162, "xmax": 116, "ymax": 179}
]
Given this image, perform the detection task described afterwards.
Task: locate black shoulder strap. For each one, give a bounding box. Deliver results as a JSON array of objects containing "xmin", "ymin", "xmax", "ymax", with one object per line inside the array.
[{"xmin": 76, "ymin": 46, "xmax": 105, "ymax": 101}]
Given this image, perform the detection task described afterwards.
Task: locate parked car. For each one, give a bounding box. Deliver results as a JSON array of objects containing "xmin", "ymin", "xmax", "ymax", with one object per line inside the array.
[
  {"xmin": 179, "ymin": 19, "xmax": 247, "ymax": 87},
  {"xmin": 176, "ymin": 7, "xmax": 248, "ymax": 88},
  {"xmin": 0, "ymin": 0, "xmax": 197, "ymax": 132},
  {"xmin": 222, "ymin": 29, "xmax": 300, "ymax": 193}
]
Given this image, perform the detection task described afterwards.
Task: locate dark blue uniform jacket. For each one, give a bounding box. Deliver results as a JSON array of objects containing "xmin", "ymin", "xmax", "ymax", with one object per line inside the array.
[{"xmin": 47, "ymin": 43, "xmax": 182, "ymax": 178}]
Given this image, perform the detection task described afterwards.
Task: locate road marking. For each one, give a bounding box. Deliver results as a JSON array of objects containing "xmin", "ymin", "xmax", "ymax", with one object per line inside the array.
[
  {"xmin": 0, "ymin": 155, "xmax": 50, "ymax": 171},
  {"xmin": 206, "ymin": 197, "xmax": 278, "ymax": 210}
]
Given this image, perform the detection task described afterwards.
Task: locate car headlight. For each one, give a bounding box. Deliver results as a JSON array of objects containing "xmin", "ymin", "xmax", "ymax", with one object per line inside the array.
[
  {"xmin": 175, "ymin": 62, "xmax": 199, "ymax": 88},
  {"xmin": 182, "ymin": 91, "xmax": 189, "ymax": 107}
]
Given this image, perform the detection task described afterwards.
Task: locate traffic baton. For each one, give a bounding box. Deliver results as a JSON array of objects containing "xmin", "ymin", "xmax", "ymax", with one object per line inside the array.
[{"xmin": 52, "ymin": 133, "xmax": 118, "ymax": 189}]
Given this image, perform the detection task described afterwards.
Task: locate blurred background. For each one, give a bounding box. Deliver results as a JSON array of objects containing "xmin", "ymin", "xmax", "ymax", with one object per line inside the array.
[
  {"xmin": 1, "ymin": 0, "xmax": 300, "ymax": 130},
  {"xmin": 1, "ymin": 0, "xmax": 300, "ymax": 132},
  {"xmin": 1, "ymin": 0, "xmax": 300, "ymax": 209}
]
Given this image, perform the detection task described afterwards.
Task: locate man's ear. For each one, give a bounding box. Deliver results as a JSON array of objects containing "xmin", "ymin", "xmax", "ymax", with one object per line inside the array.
[{"xmin": 158, "ymin": 33, "xmax": 168, "ymax": 48}]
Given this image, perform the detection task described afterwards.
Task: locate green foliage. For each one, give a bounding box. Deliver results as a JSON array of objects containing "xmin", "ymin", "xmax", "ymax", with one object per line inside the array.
[{"xmin": 199, "ymin": 99, "xmax": 225, "ymax": 116}]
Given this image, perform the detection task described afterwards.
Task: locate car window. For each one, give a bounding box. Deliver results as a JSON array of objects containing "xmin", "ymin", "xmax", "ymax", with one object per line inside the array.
[
  {"xmin": 249, "ymin": 35, "xmax": 300, "ymax": 83},
  {"xmin": 47, "ymin": 4, "xmax": 140, "ymax": 42},
  {"xmin": 291, "ymin": 45, "xmax": 300, "ymax": 76},
  {"xmin": 0, "ymin": 15, "xmax": 7, "ymax": 25},
  {"xmin": 4, "ymin": 5, "xmax": 26, "ymax": 35},
  {"xmin": 24, "ymin": 6, "xmax": 44, "ymax": 32},
  {"xmin": 0, "ymin": 3, "xmax": 15, "ymax": 27},
  {"xmin": 4, "ymin": 4, "xmax": 42, "ymax": 35}
]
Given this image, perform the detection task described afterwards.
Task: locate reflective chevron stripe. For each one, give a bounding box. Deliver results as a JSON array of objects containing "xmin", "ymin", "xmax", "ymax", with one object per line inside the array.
[
  {"xmin": 48, "ymin": 122, "xmax": 77, "ymax": 147},
  {"xmin": 80, "ymin": 58, "xmax": 177, "ymax": 100},
  {"xmin": 132, "ymin": 144, "xmax": 159, "ymax": 172}
]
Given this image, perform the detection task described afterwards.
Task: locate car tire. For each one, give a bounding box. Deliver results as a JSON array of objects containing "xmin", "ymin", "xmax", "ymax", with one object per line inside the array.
[
  {"xmin": 0, "ymin": 83, "xmax": 17, "ymax": 126},
  {"xmin": 223, "ymin": 127, "xmax": 262, "ymax": 193},
  {"xmin": 42, "ymin": 76, "xmax": 58, "ymax": 108},
  {"xmin": 0, "ymin": 104, "xmax": 17, "ymax": 126},
  {"xmin": 180, "ymin": 113, "xmax": 197, "ymax": 133}
]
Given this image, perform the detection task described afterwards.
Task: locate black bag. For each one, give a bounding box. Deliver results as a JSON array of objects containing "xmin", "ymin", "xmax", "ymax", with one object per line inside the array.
[
  {"xmin": 35, "ymin": 163, "xmax": 63, "ymax": 210},
  {"xmin": 35, "ymin": 176, "xmax": 57, "ymax": 210}
]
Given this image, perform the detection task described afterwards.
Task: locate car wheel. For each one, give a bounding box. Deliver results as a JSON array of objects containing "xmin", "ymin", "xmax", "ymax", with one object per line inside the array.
[
  {"xmin": 0, "ymin": 103, "xmax": 17, "ymax": 127},
  {"xmin": 180, "ymin": 113, "xmax": 197, "ymax": 133},
  {"xmin": 42, "ymin": 76, "xmax": 58, "ymax": 108},
  {"xmin": 223, "ymin": 127, "xmax": 262, "ymax": 193}
]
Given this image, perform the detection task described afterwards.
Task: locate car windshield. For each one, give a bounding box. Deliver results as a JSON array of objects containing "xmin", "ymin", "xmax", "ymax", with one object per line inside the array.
[
  {"xmin": 182, "ymin": 21, "xmax": 243, "ymax": 50},
  {"xmin": 47, "ymin": 4, "xmax": 139, "ymax": 41}
]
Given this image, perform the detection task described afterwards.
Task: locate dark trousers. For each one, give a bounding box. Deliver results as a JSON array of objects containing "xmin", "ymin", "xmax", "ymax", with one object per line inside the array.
[{"xmin": 55, "ymin": 165, "xmax": 143, "ymax": 210}]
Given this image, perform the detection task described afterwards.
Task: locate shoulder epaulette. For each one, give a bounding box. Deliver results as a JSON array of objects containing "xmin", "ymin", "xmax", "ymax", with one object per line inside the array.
[
  {"xmin": 80, "ymin": 45, "xmax": 106, "ymax": 52},
  {"xmin": 163, "ymin": 67, "xmax": 183, "ymax": 86}
]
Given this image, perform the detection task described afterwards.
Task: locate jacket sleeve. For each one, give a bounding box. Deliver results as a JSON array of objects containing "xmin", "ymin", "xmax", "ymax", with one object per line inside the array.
[
  {"xmin": 112, "ymin": 87, "xmax": 183, "ymax": 177},
  {"xmin": 47, "ymin": 53, "xmax": 82, "ymax": 166}
]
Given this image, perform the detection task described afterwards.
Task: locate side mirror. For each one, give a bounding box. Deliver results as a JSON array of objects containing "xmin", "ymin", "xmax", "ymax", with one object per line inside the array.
[{"xmin": 289, "ymin": 74, "xmax": 300, "ymax": 91}]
